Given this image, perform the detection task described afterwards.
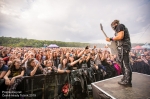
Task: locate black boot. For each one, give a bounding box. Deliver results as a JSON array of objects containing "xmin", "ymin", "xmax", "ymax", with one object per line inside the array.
[
  {"xmin": 118, "ymin": 70, "xmax": 132, "ymax": 87},
  {"xmin": 118, "ymin": 79, "xmax": 132, "ymax": 87},
  {"xmin": 118, "ymin": 75, "xmax": 125, "ymax": 84}
]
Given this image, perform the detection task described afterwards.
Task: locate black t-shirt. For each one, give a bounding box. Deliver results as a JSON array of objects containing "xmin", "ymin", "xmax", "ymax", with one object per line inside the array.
[
  {"xmin": 9, "ymin": 67, "xmax": 25, "ymax": 78},
  {"xmin": 53, "ymin": 58, "xmax": 57, "ymax": 67},
  {"xmin": 74, "ymin": 55, "xmax": 80, "ymax": 60},
  {"xmin": 90, "ymin": 59, "xmax": 95, "ymax": 66},
  {"xmin": 115, "ymin": 24, "xmax": 124, "ymax": 33},
  {"xmin": 87, "ymin": 58, "xmax": 93, "ymax": 68},
  {"xmin": 101, "ymin": 59, "xmax": 109, "ymax": 66},
  {"xmin": 68, "ymin": 62, "xmax": 79, "ymax": 70},
  {"xmin": 54, "ymin": 56, "xmax": 60, "ymax": 68},
  {"xmin": 70, "ymin": 56, "xmax": 80, "ymax": 70},
  {"xmin": 79, "ymin": 60, "xmax": 88, "ymax": 69},
  {"xmin": 115, "ymin": 24, "xmax": 131, "ymax": 51}
]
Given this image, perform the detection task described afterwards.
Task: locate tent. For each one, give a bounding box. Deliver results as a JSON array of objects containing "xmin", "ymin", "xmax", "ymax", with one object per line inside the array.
[
  {"xmin": 141, "ymin": 43, "xmax": 150, "ymax": 49},
  {"xmin": 132, "ymin": 45, "xmax": 144, "ymax": 50},
  {"xmin": 47, "ymin": 44, "xmax": 59, "ymax": 48}
]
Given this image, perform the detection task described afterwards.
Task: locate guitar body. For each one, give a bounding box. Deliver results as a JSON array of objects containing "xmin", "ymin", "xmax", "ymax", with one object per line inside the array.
[{"xmin": 107, "ymin": 41, "xmax": 118, "ymax": 55}]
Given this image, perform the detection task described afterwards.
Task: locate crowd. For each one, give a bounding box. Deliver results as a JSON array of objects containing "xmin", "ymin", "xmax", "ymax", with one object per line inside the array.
[
  {"xmin": 130, "ymin": 48, "xmax": 150, "ymax": 74},
  {"xmin": 130, "ymin": 48, "xmax": 150, "ymax": 65},
  {"xmin": 0, "ymin": 46, "xmax": 150, "ymax": 99}
]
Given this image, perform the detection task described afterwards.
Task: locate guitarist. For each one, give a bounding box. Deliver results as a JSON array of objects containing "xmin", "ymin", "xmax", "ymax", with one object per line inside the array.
[{"xmin": 106, "ymin": 20, "xmax": 132, "ymax": 87}]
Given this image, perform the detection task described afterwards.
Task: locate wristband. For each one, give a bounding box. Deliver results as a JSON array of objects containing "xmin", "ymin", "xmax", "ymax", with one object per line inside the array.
[
  {"xmin": 64, "ymin": 70, "xmax": 66, "ymax": 73},
  {"xmin": 110, "ymin": 37, "xmax": 114, "ymax": 41}
]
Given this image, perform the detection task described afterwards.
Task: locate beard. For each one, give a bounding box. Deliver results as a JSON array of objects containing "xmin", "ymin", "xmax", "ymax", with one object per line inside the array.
[
  {"xmin": 111, "ymin": 24, "xmax": 118, "ymax": 31},
  {"xmin": 112, "ymin": 25, "xmax": 117, "ymax": 30}
]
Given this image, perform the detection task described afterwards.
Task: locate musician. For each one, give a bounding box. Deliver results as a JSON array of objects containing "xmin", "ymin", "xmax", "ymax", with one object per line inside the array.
[{"xmin": 106, "ymin": 20, "xmax": 132, "ymax": 87}]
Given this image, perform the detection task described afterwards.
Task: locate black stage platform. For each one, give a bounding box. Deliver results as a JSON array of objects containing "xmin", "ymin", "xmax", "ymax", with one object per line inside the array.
[{"xmin": 91, "ymin": 72, "xmax": 150, "ymax": 99}]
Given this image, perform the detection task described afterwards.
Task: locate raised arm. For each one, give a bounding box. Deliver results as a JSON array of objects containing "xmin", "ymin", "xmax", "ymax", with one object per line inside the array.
[
  {"xmin": 77, "ymin": 49, "xmax": 85, "ymax": 57},
  {"xmin": 30, "ymin": 63, "xmax": 39, "ymax": 76},
  {"xmin": 86, "ymin": 53, "xmax": 91, "ymax": 62},
  {"xmin": 70, "ymin": 58, "xmax": 81, "ymax": 66},
  {"xmin": 101, "ymin": 51, "xmax": 107, "ymax": 61}
]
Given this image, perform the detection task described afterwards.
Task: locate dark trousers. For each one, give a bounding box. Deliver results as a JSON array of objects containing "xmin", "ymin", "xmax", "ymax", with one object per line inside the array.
[{"xmin": 119, "ymin": 50, "xmax": 132, "ymax": 83}]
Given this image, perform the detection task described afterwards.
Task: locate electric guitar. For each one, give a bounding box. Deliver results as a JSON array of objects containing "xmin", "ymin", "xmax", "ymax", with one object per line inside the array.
[{"xmin": 100, "ymin": 23, "xmax": 118, "ymax": 55}]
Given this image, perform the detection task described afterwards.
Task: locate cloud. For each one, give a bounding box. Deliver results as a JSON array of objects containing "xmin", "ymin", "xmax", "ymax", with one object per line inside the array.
[
  {"xmin": 0, "ymin": 0, "xmax": 150, "ymax": 43},
  {"xmin": 136, "ymin": 16, "xmax": 145, "ymax": 22},
  {"xmin": 130, "ymin": 23, "xmax": 150, "ymax": 43}
]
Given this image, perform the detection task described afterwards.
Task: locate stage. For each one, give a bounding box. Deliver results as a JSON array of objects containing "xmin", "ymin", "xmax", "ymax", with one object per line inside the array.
[{"xmin": 91, "ymin": 72, "xmax": 150, "ymax": 99}]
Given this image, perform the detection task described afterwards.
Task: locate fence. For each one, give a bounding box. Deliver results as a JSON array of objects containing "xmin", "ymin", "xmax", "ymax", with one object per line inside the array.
[
  {"xmin": 20, "ymin": 73, "xmax": 67, "ymax": 99},
  {"xmin": 1, "ymin": 61, "xmax": 150, "ymax": 99}
]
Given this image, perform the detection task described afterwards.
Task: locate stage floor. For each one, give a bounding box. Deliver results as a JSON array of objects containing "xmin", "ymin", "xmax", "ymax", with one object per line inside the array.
[{"xmin": 92, "ymin": 72, "xmax": 150, "ymax": 99}]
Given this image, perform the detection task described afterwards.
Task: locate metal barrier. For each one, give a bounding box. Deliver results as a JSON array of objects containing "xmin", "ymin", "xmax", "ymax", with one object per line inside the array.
[
  {"xmin": 20, "ymin": 74, "xmax": 45, "ymax": 99},
  {"xmin": 19, "ymin": 70, "xmax": 94, "ymax": 99},
  {"xmin": 20, "ymin": 73, "xmax": 68, "ymax": 99}
]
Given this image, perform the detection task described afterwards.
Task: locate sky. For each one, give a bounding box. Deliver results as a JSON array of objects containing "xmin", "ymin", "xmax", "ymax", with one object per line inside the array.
[{"xmin": 0, "ymin": 0, "xmax": 150, "ymax": 44}]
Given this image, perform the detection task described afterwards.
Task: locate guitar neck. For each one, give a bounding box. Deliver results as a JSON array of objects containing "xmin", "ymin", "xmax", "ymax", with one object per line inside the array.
[{"xmin": 102, "ymin": 30, "xmax": 108, "ymax": 38}]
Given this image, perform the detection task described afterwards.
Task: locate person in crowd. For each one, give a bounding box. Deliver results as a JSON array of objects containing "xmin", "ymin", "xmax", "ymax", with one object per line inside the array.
[
  {"xmin": 24, "ymin": 53, "xmax": 38, "ymax": 67},
  {"xmin": 4, "ymin": 59, "xmax": 25, "ymax": 91},
  {"xmin": 57, "ymin": 55, "xmax": 83, "ymax": 98},
  {"xmin": 58, "ymin": 55, "xmax": 82, "ymax": 73},
  {"xmin": 1, "ymin": 50, "xmax": 9, "ymax": 65},
  {"xmin": 36, "ymin": 52, "xmax": 42, "ymax": 63},
  {"xmin": 0, "ymin": 57, "xmax": 8, "ymax": 79},
  {"xmin": 141, "ymin": 54, "xmax": 149, "ymax": 66},
  {"xmin": 43, "ymin": 60, "xmax": 57, "ymax": 74},
  {"xmin": 0, "ymin": 57, "xmax": 9, "ymax": 93},
  {"xmin": 135, "ymin": 49, "xmax": 141, "ymax": 57},
  {"xmin": 144, "ymin": 48, "xmax": 150, "ymax": 56},
  {"xmin": 0, "ymin": 57, "xmax": 8, "ymax": 99},
  {"xmin": 76, "ymin": 46, "xmax": 91, "ymax": 69},
  {"xmin": 26, "ymin": 58, "xmax": 44, "ymax": 76},
  {"xmin": 68, "ymin": 54, "xmax": 79, "ymax": 70},
  {"xmin": 43, "ymin": 59, "xmax": 57, "ymax": 99}
]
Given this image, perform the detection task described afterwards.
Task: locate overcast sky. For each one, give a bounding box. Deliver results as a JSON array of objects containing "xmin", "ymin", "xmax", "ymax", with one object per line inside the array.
[{"xmin": 0, "ymin": 0, "xmax": 150, "ymax": 43}]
